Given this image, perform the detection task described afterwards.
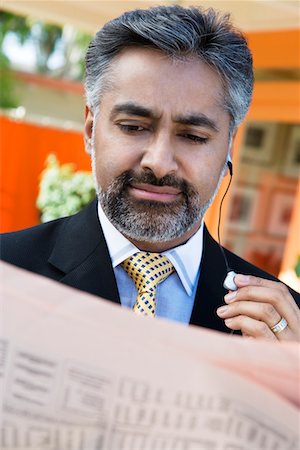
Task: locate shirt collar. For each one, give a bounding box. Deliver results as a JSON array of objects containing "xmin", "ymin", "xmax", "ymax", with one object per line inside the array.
[{"xmin": 98, "ymin": 202, "xmax": 204, "ymax": 296}]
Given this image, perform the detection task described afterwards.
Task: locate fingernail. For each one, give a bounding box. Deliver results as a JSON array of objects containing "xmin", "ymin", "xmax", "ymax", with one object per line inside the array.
[
  {"xmin": 235, "ymin": 274, "xmax": 250, "ymax": 285},
  {"xmin": 217, "ymin": 306, "xmax": 228, "ymax": 316},
  {"xmin": 224, "ymin": 291, "xmax": 237, "ymax": 303},
  {"xmin": 225, "ymin": 318, "xmax": 233, "ymax": 324}
]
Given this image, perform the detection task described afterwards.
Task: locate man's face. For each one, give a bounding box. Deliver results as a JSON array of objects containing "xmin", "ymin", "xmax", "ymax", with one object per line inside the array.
[{"xmin": 85, "ymin": 48, "xmax": 231, "ymax": 251}]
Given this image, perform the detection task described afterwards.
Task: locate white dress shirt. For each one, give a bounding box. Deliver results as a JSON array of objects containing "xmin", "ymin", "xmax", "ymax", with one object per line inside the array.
[{"xmin": 98, "ymin": 203, "xmax": 204, "ymax": 324}]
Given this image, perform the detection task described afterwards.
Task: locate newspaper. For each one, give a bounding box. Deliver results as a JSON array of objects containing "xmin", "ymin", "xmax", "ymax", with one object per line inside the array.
[{"xmin": 1, "ymin": 261, "xmax": 299, "ymax": 450}]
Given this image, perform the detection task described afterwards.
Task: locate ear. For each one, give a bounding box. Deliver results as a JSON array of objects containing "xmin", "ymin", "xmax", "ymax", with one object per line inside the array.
[{"xmin": 84, "ymin": 105, "xmax": 94, "ymax": 155}]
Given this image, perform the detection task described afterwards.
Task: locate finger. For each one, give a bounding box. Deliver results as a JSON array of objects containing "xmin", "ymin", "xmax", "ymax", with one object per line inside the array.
[
  {"xmin": 217, "ymin": 302, "xmax": 294, "ymax": 341},
  {"xmin": 234, "ymin": 274, "xmax": 281, "ymax": 289},
  {"xmin": 234, "ymin": 274, "xmax": 299, "ymax": 314},
  {"xmin": 264, "ymin": 318, "xmax": 294, "ymax": 341},
  {"xmin": 224, "ymin": 315, "xmax": 277, "ymax": 341},
  {"xmin": 224, "ymin": 284, "xmax": 300, "ymax": 334},
  {"xmin": 217, "ymin": 301, "xmax": 281, "ymax": 328}
]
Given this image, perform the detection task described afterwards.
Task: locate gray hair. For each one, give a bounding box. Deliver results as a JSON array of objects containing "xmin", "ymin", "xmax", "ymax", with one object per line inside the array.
[{"xmin": 85, "ymin": 5, "xmax": 253, "ymax": 131}]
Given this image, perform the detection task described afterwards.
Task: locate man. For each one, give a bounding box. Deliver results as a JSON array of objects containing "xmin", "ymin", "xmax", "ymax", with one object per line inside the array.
[{"xmin": 1, "ymin": 5, "xmax": 299, "ymax": 340}]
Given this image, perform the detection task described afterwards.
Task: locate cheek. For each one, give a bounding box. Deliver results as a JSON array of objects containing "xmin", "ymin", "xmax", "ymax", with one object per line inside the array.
[
  {"xmin": 185, "ymin": 157, "xmax": 224, "ymax": 200},
  {"xmin": 93, "ymin": 134, "xmax": 138, "ymax": 189}
]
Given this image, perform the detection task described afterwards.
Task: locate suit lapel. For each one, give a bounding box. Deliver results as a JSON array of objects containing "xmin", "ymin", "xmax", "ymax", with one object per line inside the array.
[
  {"xmin": 190, "ymin": 226, "xmax": 230, "ymax": 333},
  {"xmin": 48, "ymin": 200, "xmax": 121, "ymax": 304}
]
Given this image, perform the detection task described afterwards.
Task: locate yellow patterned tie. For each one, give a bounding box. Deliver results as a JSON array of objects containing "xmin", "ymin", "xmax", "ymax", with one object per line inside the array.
[{"xmin": 122, "ymin": 252, "xmax": 174, "ymax": 317}]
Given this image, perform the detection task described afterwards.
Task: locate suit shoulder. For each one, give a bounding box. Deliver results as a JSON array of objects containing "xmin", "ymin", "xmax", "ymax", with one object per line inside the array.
[{"xmin": 0, "ymin": 217, "xmax": 69, "ymax": 271}]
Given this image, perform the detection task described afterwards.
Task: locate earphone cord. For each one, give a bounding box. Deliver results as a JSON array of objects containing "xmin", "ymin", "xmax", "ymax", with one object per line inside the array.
[
  {"xmin": 218, "ymin": 164, "xmax": 236, "ymax": 335},
  {"xmin": 217, "ymin": 170, "xmax": 233, "ymax": 273}
]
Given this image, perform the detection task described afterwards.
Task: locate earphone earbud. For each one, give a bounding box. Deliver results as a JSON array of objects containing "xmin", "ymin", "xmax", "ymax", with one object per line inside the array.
[
  {"xmin": 223, "ymin": 270, "xmax": 238, "ymax": 291},
  {"xmin": 227, "ymin": 154, "xmax": 233, "ymax": 176}
]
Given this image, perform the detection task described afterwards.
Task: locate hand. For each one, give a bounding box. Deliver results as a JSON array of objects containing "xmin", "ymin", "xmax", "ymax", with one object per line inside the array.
[{"xmin": 216, "ymin": 274, "xmax": 300, "ymax": 341}]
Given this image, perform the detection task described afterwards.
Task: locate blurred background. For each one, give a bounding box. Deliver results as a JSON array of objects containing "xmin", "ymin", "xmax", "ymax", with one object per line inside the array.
[{"xmin": 0, "ymin": 1, "xmax": 299, "ymax": 289}]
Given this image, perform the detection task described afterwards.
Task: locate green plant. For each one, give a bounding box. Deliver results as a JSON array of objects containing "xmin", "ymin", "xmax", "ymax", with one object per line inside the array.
[
  {"xmin": 37, "ymin": 154, "xmax": 95, "ymax": 222},
  {"xmin": 0, "ymin": 53, "xmax": 19, "ymax": 108},
  {"xmin": 295, "ymin": 255, "xmax": 300, "ymax": 278}
]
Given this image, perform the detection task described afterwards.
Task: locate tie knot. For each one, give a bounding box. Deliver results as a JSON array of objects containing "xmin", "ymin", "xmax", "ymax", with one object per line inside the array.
[{"xmin": 122, "ymin": 251, "xmax": 174, "ymax": 293}]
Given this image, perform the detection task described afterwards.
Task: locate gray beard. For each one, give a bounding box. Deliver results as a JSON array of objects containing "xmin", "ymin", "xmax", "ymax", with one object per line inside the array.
[{"xmin": 93, "ymin": 168, "xmax": 223, "ymax": 243}]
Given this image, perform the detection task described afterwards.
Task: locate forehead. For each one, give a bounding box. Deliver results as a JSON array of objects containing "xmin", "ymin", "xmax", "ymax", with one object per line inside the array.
[{"xmin": 100, "ymin": 48, "xmax": 227, "ymax": 120}]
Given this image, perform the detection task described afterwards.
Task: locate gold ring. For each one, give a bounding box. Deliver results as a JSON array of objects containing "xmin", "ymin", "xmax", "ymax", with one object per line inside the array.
[{"xmin": 271, "ymin": 317, "xmax": 288, "ymax": 334}]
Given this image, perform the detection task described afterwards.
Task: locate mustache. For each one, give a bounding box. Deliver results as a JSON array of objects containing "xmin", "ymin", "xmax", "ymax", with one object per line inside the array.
[{"xmin": 120, "ymin": 170, "xmax": 192, "ymax": 195}]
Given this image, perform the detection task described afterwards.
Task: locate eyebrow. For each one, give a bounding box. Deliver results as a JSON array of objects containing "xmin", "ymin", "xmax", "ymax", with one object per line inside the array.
[
  {"xmin": 174, "ymin": 113, "xmax": 219, "ymax": 132},
  {"xmin": 110, "ymin": 102, "xmax": 219, "ymax": 132},
  {"xmin": 110, "ymin": 102, "xmax": 156, "ymax": 120}
]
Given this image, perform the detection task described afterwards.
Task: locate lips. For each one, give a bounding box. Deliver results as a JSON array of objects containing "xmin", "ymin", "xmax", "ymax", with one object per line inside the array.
[{"xmin": 129, "ymin": 183, "xmax": 181, "ymax": 202}]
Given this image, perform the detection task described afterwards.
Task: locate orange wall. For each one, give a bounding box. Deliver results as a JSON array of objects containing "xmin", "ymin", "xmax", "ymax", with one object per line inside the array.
[
  {"xmin": 0, "ymin": 116, "xmax": 90, "ymax": 232},
  {"xmin": 246, "ymin": 29, "xmax": 300, "ymax": 69},
  {"xmin": 249, "ymin": 81, "xmax": 300, "ymax": 123}
]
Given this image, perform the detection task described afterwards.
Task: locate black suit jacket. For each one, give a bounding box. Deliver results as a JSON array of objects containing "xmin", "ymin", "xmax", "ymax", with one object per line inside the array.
[{"xmin": 1, "ymin": 199, "xmax": 299, "ymax": 333}]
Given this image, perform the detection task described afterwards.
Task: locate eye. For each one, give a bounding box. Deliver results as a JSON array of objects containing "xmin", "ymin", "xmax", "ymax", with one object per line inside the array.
[
  {"xmin": 178, "ymin": 133, "xmax": 208, "ymax": 144},
  {"xmin": 118, "ymin": 124, "xmax": 146, "ymax": 133}
]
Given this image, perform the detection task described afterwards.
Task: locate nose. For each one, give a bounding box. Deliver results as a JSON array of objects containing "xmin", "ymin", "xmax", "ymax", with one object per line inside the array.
[{"xmin": 140, "ymin": 134, "xmax": 178, "ymax": 179}]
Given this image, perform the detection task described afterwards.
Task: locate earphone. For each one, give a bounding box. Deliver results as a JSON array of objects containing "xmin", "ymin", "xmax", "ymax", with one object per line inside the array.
[
  {"xmin": 217, "ymin": 153, "xmax": 238, "ymax": 291},
  {"xmin": 227, "ymin": 154, "xmax": 233, "ymax": 175}
]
